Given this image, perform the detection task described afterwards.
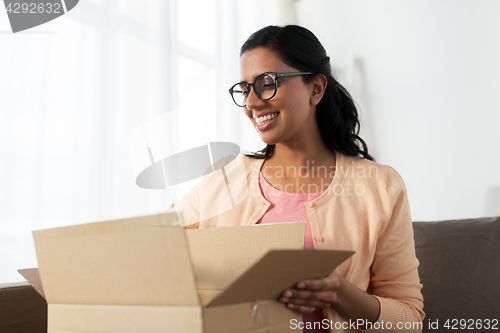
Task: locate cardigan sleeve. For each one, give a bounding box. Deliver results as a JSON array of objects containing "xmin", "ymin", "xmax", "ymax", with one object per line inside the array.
[
  {"xmin": 365, "ymin": 167, "xmax": 424, "ymax": 333},
  {"xmin": 171, "ymin": 155, "xmax": 236, "ymax": 227}
]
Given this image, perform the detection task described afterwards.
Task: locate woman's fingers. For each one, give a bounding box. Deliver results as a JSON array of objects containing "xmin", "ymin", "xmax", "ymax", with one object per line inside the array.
[
  {"xmin": 285, "ymin": 303, "xmax": 322, "ymax": 313},
  {"xmin": 296, "ymin": 274, "xmax": 340, "ymax": 291},
  {"xmin": 280, "ymin": 289, "xmax": 336, "ymax": 304},
  {"xmin": 278, "ymin": 273, "xmax": 340, "ymax": 312},
  {"xmin": 282, "ymin": 297, "xmax": 332, "ymax": 309}
]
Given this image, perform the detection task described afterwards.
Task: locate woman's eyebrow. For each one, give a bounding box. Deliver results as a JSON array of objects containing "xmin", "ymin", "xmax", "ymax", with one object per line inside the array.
[{"xmin": 240, "ymin": 72, "xmax": 269, "ymax": 83}]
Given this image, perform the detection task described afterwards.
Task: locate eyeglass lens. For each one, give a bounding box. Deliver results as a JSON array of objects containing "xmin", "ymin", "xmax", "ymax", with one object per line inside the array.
[{"xmin": 232, "ymin": 74, "xmax": 276, "ymax": 107}]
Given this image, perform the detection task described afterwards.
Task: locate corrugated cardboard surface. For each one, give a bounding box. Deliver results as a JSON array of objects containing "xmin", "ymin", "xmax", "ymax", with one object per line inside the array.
[
  {"xmin": 186, "ymin": 223, "xmax": 305, "ymax": 305},
  {"xmin": 203, "ymin": 299, "xmax": 301, "ymax": 333},
  {"xmin": 48, "ymin": 304, "xmax": 202, "ymax": 333},
  {"xmin": 24, "ymin": 213, "xmax": 354, "ymax": 333},
  {"xmin": 34, "ymin": 226, "xmax": 200, "ymax": 306},
  {"xmin": 18, "ymin": 267, "xmax": 45, "ymax": 299},
  {"xmin": 209, "ymin": 249, "xmax": 354, "ymax": 307}
]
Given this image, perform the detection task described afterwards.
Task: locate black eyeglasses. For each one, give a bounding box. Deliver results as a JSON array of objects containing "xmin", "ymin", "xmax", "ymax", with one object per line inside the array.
[{"xmin": 228, "ymin": 72, "xmax": 314, "ymax": 107}]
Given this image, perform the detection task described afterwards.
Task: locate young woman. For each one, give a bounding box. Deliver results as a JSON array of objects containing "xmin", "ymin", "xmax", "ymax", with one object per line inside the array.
[{"xmin": 177, "ymin": 25, "xmax": 424, "ymax": 332}]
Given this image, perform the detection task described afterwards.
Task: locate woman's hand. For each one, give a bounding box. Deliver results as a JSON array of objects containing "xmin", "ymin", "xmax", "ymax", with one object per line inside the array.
[
  {"xmin": 279, "ymin": 271, "xmax": 341, "ymax": 313},
  {"xmin": 279, "ymin": 271, "xmax": 381, "ymax": 325}
]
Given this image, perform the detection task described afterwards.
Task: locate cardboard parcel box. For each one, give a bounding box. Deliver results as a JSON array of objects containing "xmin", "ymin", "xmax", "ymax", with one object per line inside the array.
[{"xmin": 20, "ymin": 212, "xmax": 353, "ymax": 333}]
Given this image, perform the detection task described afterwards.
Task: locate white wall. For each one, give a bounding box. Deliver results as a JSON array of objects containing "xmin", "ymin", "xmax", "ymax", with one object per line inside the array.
[{"xmin": 297, "ymin": 0, "xmax": 500, "ymax": 221}]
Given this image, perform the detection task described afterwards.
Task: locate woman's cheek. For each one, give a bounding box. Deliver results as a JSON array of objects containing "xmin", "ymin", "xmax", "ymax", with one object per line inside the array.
[
  {"xmin": 246, "ymin": 113, "xmax": 256, "ymax": 124},
  {"xmin": 243, "ymin": 108, "xmax": 252, "ymax": 119}
]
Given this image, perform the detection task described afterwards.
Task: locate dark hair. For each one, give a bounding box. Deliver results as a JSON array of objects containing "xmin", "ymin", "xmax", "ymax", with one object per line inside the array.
[{"xmin": 241, "ymin": 25, "xmax": 374, "ymax": 161}]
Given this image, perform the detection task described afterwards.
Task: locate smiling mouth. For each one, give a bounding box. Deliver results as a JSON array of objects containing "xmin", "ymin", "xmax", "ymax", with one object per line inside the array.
[{"xmin": 255, "ymin": 112, "xmax": 279, "ymax": 125}]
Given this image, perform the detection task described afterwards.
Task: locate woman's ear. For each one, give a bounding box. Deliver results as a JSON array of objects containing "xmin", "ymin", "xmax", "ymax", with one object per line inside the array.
[{"xmin": 310, "ymin": 74, "xmax": 328, "ymax": 106}]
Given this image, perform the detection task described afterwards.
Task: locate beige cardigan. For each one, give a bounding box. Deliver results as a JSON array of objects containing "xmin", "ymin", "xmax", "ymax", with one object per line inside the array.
[{"xmin": 176, "ymin": 153, "xmax": 424, "ymax": 333}]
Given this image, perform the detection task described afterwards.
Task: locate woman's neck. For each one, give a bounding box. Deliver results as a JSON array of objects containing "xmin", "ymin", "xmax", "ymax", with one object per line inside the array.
[
  {"xmin": 265, "ymin": 139, "xmax": 336, "ymax": 178},
  {"xmin": 261, "ymin": 140, "xmax": 336, "ymax": 193}
]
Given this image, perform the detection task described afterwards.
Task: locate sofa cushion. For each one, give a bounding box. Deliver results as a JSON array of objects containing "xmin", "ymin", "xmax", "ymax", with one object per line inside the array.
[
  {"xmin": 0, "ymin": 282, "xmax": 47, "ymax": 333},
  {"xmin": 413, "ymin": 216, "xmax": 500, "ymax": 329}
]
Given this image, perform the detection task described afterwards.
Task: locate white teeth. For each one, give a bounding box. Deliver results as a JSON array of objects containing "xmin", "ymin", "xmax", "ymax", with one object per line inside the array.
[{"xmin": 255, "ymin": 113, "xmax": 278, "ymax": 125}]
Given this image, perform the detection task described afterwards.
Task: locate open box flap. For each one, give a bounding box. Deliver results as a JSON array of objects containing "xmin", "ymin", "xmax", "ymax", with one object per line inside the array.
[
  {"xmin": 32, "ymin": 211, "xmax": 179, "ymax": 239},
  {"xmin": 208, "ymin": 249, "xmax": 354, "ymax": 307},
  {"xmin": 186, "ymin": 223, "xmax": 306, "ymax": 305},
  {"xmin": 33, "ymin": 214, "xmax": 199, "ymax": 307},
  {"xmin": 18, "ymin": 268, "xmax": 45, "ymax": 299},
  {"xmin": 19, "ymin": 211, "xmax": 179, "ymax": 302}
]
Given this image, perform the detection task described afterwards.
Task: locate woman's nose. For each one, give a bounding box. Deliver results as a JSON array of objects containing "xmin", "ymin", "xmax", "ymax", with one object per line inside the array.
[{"xmin": 245, "ymin": 87, "xmax": 265, "ymax": 110}]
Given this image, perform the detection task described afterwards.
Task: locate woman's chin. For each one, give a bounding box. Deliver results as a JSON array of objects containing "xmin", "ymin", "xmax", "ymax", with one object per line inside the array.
[{"xmin": 259, "ymin": 135, "xmax": 279, "ymax": 146}]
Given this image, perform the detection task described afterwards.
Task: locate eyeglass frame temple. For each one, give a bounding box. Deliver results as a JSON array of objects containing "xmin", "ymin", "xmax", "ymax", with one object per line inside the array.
[
  {"xmin": 274, "ymin": 72, "xmax": 314, "ymax": 78},
  {"xmin": 269, "ymin": 72, "xmax": 314, "ymax": 99}
]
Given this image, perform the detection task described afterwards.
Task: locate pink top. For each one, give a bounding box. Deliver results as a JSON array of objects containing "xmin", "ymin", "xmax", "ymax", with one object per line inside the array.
[{"xmin": 257, "ymin": 173, "xmax": 328, "ymax": 333}]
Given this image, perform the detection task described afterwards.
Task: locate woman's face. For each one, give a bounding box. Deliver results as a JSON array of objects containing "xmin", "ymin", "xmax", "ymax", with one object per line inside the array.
[{"xmin": 239, "ymin": 48, "xmax": 318, "ymax": 146}]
